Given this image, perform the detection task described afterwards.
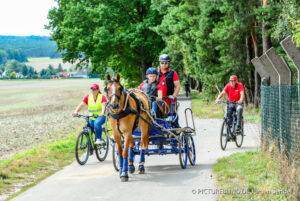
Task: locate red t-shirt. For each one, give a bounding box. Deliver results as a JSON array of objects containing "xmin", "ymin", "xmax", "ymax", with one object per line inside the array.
[
  {"xmin": 83, "ymin": 94, "xmax": 107, "ymax": 105},
  {"xmin": 224, "ymin": 82, "xmax": 244, "ymax": 102},
  {"xmin": 157, "ymin": 68, "xmax": 179, "ymax": 105}
]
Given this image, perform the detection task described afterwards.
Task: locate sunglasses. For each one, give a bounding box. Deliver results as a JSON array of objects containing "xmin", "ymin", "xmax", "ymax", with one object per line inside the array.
[{"xmin": 160, "ymin": 62, "xmax": 169, "ymax": 65}]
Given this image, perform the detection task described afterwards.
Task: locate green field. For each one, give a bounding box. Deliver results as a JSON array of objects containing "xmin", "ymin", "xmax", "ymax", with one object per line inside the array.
[
  {"xmin": 213, "ymin": 151, "xmax": 294, "ymax": 201},
  {"xmin": 0, "ymin": 79, "xmax": 108, "ymax": 199},
  {"xmin": 26, "ymin": 57, "xmax": 76, "ymax": 72},
  {"xmin": 0, "ymin": 79, "xmax": 103, "ymax": 160},
  {"xmin": 0, "ymin": 134, "xmax": 77, "ymax": 201}
]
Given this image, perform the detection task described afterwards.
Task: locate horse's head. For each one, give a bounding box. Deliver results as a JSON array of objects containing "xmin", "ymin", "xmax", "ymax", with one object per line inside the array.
[{"xmin": 105, "ymin": 74, "xmax": 124, "ymax": 110}]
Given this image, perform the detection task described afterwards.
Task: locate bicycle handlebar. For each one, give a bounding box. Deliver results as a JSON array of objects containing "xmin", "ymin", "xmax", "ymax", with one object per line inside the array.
[
  {"xmin": 73, "ymin": 114, "xmax": 98, "ymax": 119},
  {"xmin": 216, "ymin": 101, "xmax": 242, "ymax": 105}
]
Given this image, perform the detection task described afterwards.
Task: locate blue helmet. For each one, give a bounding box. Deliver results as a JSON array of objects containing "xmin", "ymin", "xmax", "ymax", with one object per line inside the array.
[{"xmin": 146, "ymin": 67, "xmax": 158, "ymax": 75}]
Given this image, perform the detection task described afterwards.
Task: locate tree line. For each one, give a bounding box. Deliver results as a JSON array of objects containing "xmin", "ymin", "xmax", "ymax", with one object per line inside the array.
[
  {"xmin": 0, "ymin": 60, "xmax": 65, "ymax": 79},
  {"xmin": 0, "ymin": 36, "xmax": 61, "ymax": 59},
  {"xmin": 47, "ymin": 0, "xmax": 300, "ymax": 103},
  {"xmin": 0, "ymin": 49, "xmax": 27, "ymax": 64}
]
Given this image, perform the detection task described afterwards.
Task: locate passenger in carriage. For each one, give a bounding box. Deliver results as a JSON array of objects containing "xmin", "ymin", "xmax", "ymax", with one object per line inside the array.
[{"xmin": 138, "ymin": 67, "xmax": 159, "ymax": 116}]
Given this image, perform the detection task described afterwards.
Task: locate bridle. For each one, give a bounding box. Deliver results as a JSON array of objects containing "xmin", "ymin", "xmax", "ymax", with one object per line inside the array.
[{"xmin": 105, "ymin": 81, "xmax": 124, "ymax": 110}]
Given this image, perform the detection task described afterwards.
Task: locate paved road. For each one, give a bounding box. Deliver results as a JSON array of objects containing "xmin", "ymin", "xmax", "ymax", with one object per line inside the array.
[{"xmin": 12, "ymin": 99, "xmax": 260, "ymax": 201}]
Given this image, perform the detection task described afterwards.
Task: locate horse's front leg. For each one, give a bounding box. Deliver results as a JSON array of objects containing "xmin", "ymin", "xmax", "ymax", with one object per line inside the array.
[
  {"xmin": 120, "ymin": 133, "xmax": 131, "ymax": 182},
  {"xmin": 128, "ymin": 135, "xmax": 135, "ymax": 174}
]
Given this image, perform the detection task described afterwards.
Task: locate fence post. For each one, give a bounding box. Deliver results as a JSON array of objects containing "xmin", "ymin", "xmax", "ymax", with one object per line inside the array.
[
  {"xmin": 251, "ymin": 57, "xmax": 270, "ymax": 85},
  {"xmin": 266, "ymin": 47, "xmax": 292, "ymax": 154},
  {"xmin": 281, "ymin": 36, "xmax": 300, "ymax": 162},
  {"xmin": 266, "ymin": 47, "xmax": 291, "ymax": 85},
  {"xmin": 281, "ymin": 36, "xmax": 300, "ymax": 84},
  {"xmin": 281, "ymin": 36, "xmax": 300, "ymax": 105},
  {"xmin": 259, "ymin": 54, "xmax": 280, "ymax": 85}
]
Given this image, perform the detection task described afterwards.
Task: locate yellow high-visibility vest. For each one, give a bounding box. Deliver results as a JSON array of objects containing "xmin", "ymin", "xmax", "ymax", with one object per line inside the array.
[{"xmin": 88, "ymin": 93, "xmax": 102, "ymax": 120}]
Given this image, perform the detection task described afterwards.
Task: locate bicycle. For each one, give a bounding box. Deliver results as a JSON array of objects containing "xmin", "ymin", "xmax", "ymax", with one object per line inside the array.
[
  {"xmin": 218, "ymin": 101, "xmax": 244, "ymax": 150},
  {"xmin": 73, "ymin": 114, "xmax": 109, "ymax": 165}
]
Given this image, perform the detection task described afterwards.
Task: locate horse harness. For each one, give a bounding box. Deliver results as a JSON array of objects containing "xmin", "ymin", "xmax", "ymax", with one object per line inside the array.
[{"xmin": 107, "ymin": 90, "xmax": 152, "ymax": 135}]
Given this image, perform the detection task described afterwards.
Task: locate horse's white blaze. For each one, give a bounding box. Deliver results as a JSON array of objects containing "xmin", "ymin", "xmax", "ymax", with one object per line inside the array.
[{"xmin": 111, "ymin": 83, "xmax": 116, "ymax": 103}]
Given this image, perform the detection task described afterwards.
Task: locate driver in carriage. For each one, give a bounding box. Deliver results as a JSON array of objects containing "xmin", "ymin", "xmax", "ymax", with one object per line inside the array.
[{"xmin": 157, "ymin": 54, "xmax": 181, "ymax": 127}]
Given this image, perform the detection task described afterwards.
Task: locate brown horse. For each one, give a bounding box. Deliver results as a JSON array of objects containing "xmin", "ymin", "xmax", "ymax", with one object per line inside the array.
[{"xmin": 105, "ymin": 74, "xmax": 151, "ymax": 182}]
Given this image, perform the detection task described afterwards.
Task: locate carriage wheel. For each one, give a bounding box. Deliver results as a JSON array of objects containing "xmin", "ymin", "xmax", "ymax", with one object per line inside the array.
[
  {"xmin": 187, "ymin": 135, "xmax": 196, "ymax": 166},
  {"xmin": 95, "ymin": 130, "xmax": 109, "ymax": 162},
  {"xmin": 178, "ymin": 133, "xmax": 188, "ymax": 169},
  {"xmin": 112, "ymin": 142, "xmax": 119, "ymax": 172}
]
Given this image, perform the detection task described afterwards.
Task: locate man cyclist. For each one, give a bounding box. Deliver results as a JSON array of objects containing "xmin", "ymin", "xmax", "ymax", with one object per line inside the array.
[
  {"xmin": 73, "ymin": 83, "xmax": 107, "ymax": 145},
  {"xmin": 215, "ymin": 75, "xmax": 245, "ymax": 132},
  {"xmin": 138, "ymin": 67, "xmax": 159, "ymax": 116}
]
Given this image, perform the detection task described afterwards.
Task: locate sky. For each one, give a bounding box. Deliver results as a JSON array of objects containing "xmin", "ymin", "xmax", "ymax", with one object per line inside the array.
[{"xmin": 0, "ymin": 0, "xmax": 57, "ymax": 36}]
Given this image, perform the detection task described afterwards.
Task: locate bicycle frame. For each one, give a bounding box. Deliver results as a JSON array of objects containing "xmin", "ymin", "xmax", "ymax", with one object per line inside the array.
[
  {"xmin": 80, "ymin": 119, "xmax": 96, "ymax": 150},
  {"xmin": 222, "ymin": 102, "xmax": 239, "ymax": 135}
]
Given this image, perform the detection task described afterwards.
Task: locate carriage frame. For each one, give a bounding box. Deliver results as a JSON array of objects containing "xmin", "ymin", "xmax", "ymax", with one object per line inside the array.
[{"xmin": 110, "ymin": 102, "xmax": 197, "ymax": 170}]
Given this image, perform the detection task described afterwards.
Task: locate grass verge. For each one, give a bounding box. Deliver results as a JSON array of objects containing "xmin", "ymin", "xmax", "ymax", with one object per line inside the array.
[
  {"xmin": 191, "ymin": 92, "xmax": 260, "ymax": 124},
  {"xmin": 213, "ymin": 151, "xmax": 294, "ymax": 201},
  {"xmin": 0, "ymin": 134, "xmax": 77, "ymax": 200}
]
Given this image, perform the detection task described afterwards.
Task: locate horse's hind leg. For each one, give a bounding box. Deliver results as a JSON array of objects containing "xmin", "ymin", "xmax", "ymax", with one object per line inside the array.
[
  {"xmin": 128, "ymin": 135, "xmax": 135, "ymax": 174},
  {"xmin": 138, "ymin": 120, "xmax": 150, "ymax": 174}
]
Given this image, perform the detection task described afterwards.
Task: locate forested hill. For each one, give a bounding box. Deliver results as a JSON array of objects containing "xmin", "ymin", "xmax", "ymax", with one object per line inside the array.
[{"xmin": 0, "ymin": 36, "xmax": 60, "ymax": 58}]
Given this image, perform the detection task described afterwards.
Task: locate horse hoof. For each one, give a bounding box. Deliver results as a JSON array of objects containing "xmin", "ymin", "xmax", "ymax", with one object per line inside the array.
[
  {"xmin": 120, "ymin": 175, "xmax": 129, "ymax": 182},
  {"xmin": 129, "ymin": 165, "xmax": 135, "ymax": 174}
]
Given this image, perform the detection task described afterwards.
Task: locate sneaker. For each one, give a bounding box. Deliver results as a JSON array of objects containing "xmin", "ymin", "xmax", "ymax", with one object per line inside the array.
[{"xmin": 95, "ymin": 139, "xmax": 106, "ymax": 146}]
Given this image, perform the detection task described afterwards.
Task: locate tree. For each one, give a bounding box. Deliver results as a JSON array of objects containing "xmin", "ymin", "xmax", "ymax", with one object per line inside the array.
[
  {"xmin": 4, "ymin": 60, "xmax": 22, "ymax": 73},
  {"xmin": 47, "ymin": 64, "xmax": 55, "ymax": 75},
  {"xmin": 27, "ymin": 67, "xmax": 38, "ymax": 78},
  {"xmin": 0, "ymin": 50, "xmax": 8, "ymax": 65},
  {"xmin": 8, "ymin": 71, "xmax": 17, "ymax": 79},
  {"xmin": 0, "ymin": 64, "xmax": 4, "ymax": 75},
  {"xmin": 6, "ymin": 49, "xmax": 27, "ymax": 62},
  {"xmin": 57, "ymin": 63, "xmax": 63, "ymax": 72},
  {"xmin": 48, "ymin": 0, "xmax": 165, "ymax": 85}
]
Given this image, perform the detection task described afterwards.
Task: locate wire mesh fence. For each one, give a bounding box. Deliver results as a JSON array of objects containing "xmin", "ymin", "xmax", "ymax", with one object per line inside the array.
[{"xmin": 261, "ymin": 84, "xmax": 300, "ymax": 165}]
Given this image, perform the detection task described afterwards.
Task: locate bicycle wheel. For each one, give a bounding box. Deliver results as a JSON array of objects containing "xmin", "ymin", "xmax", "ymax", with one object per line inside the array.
[
  {"xmin": 178, "ymin": 133, "xmax": 188, "ymax": 169},
  {"xmin": 112, "ymin": 142, "xmax": 119, "ymax": 172},
  {"xmin": 75, "ymin": 131, "xmax": 90, "ymax": 165},
  {"xmin": 220, "ymin": 120, "xmax": 228, "ymax": 151},
  {"xmin": 235, "ymin": 120, "xmax": 244, "ymax": 148},
  {"xmin": 95, "ymin": 130, "xmax": 109, "ymax": 162},
  {"xmin": 187, "ymin": 135, "xmax": 196, "ymax": 166}
]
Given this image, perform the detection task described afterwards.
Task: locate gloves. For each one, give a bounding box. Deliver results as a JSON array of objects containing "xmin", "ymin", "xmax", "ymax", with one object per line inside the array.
[{"xmin": 168, "ymin": 95, "xmax": 175, "ymax": 100}]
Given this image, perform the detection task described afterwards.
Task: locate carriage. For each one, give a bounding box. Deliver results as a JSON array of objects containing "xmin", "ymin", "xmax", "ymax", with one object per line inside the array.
[{"xmin": 110, "ymin": 100, "xmax": 197, "ymax": 171}]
